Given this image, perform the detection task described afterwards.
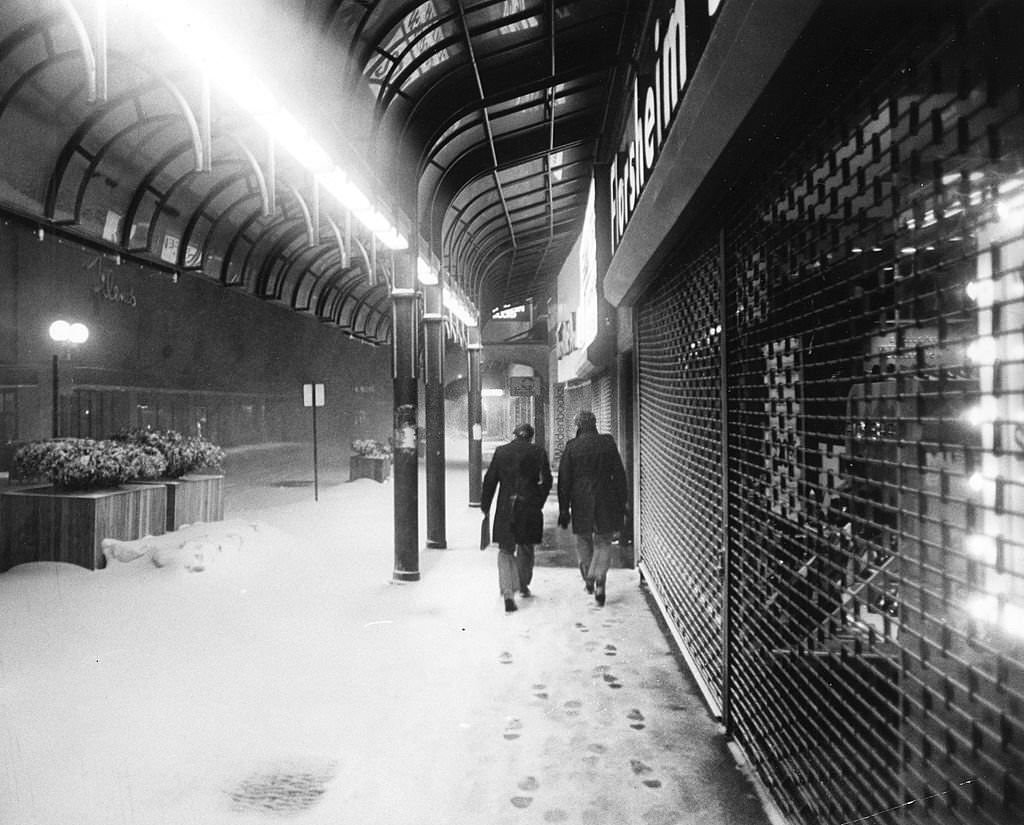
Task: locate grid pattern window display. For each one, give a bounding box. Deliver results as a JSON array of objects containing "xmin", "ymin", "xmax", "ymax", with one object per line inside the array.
[
  {"xmin": 637, "ymin": 241, "xmax": 724, "ymax": 707},
  {"xmin": 633, "ymin": 3, "xmax": 1024, "ymax": 824}
]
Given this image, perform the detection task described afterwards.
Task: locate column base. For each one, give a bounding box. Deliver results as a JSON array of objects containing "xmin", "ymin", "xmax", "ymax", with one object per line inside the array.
[
  {"xmin": 426, "ymin": 540, "xmax": 447, "ymax": 549},
  {"xmin": 392, "ymin": 570, "xmax": 421, "ymax": 582}
]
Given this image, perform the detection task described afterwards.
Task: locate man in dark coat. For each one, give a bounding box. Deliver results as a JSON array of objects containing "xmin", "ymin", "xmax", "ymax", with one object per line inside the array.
[
  {"xmin": 557, "ymin": 410, "xmax": 628, "ymax": 607},
  {"xmin": 481, "ymin": 423, "xmax": 553, "ymax": 613}
]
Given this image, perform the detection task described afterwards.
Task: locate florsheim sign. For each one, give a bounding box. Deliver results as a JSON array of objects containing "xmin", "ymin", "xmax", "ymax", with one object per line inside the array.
[{"xmin": 609, "ymin": 0, "xmax": 715, "ymax": 254}]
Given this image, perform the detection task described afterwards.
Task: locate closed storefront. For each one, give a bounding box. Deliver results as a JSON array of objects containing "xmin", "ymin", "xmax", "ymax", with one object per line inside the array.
[
  {"xmin": 632, "ymin": 2, "xmax": 1024, "ymax": 824},
  {"xmin": 637, "ymin": 238, "xmax": 724, "ymax": 708}
]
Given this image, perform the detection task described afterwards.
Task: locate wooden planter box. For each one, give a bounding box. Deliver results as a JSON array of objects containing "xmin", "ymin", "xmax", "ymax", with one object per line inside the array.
[
  {"xmin": 139, "ymin": 474, "xmax": 224, "ymax": 532},
  {"xmin": 349, "ymin": 455, "xmax": 391, "ymax": 483},
  {"xmin": 0, "ymin": 484, "xmax": 167, "ymax": 572}
]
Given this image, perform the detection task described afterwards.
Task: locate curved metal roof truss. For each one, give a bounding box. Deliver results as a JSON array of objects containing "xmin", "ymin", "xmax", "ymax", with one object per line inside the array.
[{"xmin": 0, "ymin": 0, "xmax": 643, "ymax": 338}]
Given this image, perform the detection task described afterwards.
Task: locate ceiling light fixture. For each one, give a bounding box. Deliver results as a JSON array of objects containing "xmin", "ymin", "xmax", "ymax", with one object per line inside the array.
[{"xmin": 141, "ymin": 0, "xmax": 408, "ymax": 251}]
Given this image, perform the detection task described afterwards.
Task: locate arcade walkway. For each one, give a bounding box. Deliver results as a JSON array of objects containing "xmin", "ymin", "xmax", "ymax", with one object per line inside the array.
[{"xmin": 215, "ymin": 441, "xmax": 774, "ymax": 825}]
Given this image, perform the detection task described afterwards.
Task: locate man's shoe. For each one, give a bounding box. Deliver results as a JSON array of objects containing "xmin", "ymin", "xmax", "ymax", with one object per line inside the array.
[
  {"xmin": 504, "ymin": 598, "xmax": 518, "ymax": 613},
  {"xmin": 520, "ymin": 586, "xmax": 532, "ymax": 597},
  {"xmin": 585, "ymin": 580, "xmax": 595, "ymax": 594},
  {"xmin": 595, "ymin": 585, "xmax": 606, "ymax": 607}
]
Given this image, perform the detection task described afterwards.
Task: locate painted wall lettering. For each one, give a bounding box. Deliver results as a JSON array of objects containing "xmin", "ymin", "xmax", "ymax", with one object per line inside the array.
[{"xmin": 95, "ymin": 270, "xmax": 138, "ymax": 307}]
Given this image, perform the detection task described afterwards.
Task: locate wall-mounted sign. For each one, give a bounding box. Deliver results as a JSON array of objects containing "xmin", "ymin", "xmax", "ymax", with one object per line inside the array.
[
  {"xmin": 161, "ymin": 234, "xmax": 180, "ymax": 264},
  {"xmin": 102, "ymin": 210, "xmax": 121, "ymax": 243},
  {"xmin": 609, "ymin": 0, "xmax": 709, "ymax": 253},
  {"xmin": 577, "ymin": 179, "xmax": 597, "ymax": 351},
  {"xmin": 492, "ymin": 304, "xmax": 527, "ymax": 320}
]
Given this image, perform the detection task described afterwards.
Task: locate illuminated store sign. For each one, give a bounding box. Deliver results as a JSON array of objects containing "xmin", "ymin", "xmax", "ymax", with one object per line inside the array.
[
  {"xmin": 555, "ymin": 180, "xmax": 596, "ymax": 379},
  {"xmin": 577, "ymin": 179, "xmax": 598, "ymax": 351},
  {"xmin": 492, "ymin": 303, "xmax": 527, "ymax": 320},
  {"xmin": 609, "ymin": 0, "xmax": 694, "ymax": 252}
]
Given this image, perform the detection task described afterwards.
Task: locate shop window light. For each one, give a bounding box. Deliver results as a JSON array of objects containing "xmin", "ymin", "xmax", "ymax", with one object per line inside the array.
[
  {"xmin": 966, "ymin": 472, "xmax": 999, "ymax": 498},
  {"xmin": 966, "ymin": 336, "xmax": 998, "ymax": 365},
  {"xmin": 968, "ymin": 594, "xmax": 1024, "ymax": 636},
  {"xmin": 999, "ymin": 177, "xmax": 1024, "ymax": 196},
  {"xmin": 967, "ymin": 594, "xmax": 1000, "ymax": 624},
  {"xmin": 989, "ymin": 573, "xmax": 1011, "ymax": 595},
  {"xmin": 996, "ymin": 193, "xmax": 1024, "ymax": 230},
  {"xmin": 965, "ymin": 395, "xmax": 998, "ymax": 427},
  {"xmin": 965, "ymin": 533, "xmax": 998, "ymax": 564},
  {"xmin": 1004, "ymin": 603, "xmax": 1024, "ymax": 637},
  {"xmin": 965, "ymin": 278, "xmax": 994, "ymax": 305}
]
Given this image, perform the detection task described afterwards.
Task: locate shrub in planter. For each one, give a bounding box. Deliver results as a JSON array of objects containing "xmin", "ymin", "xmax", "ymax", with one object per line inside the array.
[
  {"xmin": 181, "ymin": 435, "xmax": 226, "ymax": 476},
  {"xmin": 131, "ymin": 444, "xmax": 168, "ymax": 480},
  {"xmin": 349, "ymin": 438, "xmax": 392, "ymax": 482},
  {"xmin": 113, "ymin": 428, "xmax": 224, "ymax": 478},
  {"xmin": 11, "ymin": 438, "xmax": 164, "ymax": 491},
  {"xmin": 351, "ymin": 438, "xmax": 391, "ymax": 458}
]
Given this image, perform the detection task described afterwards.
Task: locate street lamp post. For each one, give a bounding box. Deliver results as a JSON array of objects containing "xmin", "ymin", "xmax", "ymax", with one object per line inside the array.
[{"xmin": 49, "ymin": 319, "xmax": 89, "ymax": 438}]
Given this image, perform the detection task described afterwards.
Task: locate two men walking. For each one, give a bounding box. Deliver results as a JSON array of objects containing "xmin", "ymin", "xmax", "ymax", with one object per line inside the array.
[{"xmin": 481, "ymin": 411, "xmax": 628, "ymax": 612}]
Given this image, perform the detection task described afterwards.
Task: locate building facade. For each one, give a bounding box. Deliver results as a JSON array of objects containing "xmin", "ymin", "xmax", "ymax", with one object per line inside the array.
[
  {"xmin": 580, "ymin": 2, "xmax": 1024, "ymax": 824},
  {"xmin": 0, "ymin": 218, "xmax": 393, "ymax": 458}
]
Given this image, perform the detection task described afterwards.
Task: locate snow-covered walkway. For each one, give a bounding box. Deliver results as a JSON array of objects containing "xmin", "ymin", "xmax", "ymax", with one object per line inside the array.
[{"xmin": 0, "ymin": 443, "xmax": 771, "ymax": 825}]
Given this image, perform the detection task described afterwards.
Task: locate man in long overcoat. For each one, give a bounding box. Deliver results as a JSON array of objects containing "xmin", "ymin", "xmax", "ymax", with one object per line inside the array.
[
  {"xmin": 557, "ymin": 410, "xmax": 628, "ymax": 606},
  {"xmin": 481, "ymin": 423, "xmax": 553, "ymax": 613}
]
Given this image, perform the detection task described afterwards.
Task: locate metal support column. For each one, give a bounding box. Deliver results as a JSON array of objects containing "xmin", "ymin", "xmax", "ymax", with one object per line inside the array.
[
  {"xmin": 467, "ymin": 329, "xmax": 483, "ymax": 507},
  {"xmin": 391, "ymin": 249, "xmax": 420, "ymax": 580},
  {"xmin": 423, "ymin": 283, "xmax": 447, "ymax": 548}
]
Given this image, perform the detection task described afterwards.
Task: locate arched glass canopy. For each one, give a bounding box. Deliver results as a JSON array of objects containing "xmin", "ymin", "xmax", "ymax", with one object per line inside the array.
[{"xmin": 0, "ymin": 0, "xmax": 643, "ymax": 337}]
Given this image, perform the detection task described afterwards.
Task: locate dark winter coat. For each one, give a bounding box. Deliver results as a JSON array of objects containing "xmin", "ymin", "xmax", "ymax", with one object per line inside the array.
[
  {"xmin": 557, "ymin": 430, "xmax": 628, "ymax": 535},
  {"xmin": 481, "ymin": 438, "xmax": 553, "ymax": 546}
]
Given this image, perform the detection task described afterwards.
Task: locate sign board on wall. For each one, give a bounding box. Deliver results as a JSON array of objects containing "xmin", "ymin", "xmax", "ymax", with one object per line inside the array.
[
  {"xmin": 492, "ymin": 304, "xmax": 528, "ymax": 320},
  {"xmin": 609, "ymin": 0, "xmax": 713, "ymax": 254}
]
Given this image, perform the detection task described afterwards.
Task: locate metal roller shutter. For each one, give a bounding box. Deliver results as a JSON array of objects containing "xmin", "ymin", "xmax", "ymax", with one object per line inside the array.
[
  {"xmin": 635, "ymin": 2, "xmax": 1024, "ymax": 823},
  {"xmin": 593, "ymin": 374, "xmax": 614, "ymax": 435},
  {"xmin": 637, "ymin": 241, "xmax": 724, "ymax": 709}
]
